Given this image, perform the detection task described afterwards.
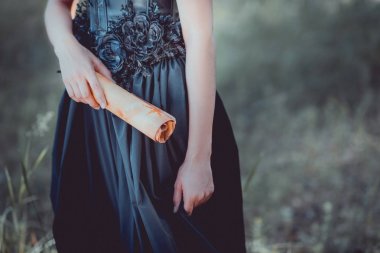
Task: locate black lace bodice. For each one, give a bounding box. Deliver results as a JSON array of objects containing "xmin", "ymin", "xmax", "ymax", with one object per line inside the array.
[{"xmin": 71, "ymin": 0, "xmax": 186, "ymax": 91}]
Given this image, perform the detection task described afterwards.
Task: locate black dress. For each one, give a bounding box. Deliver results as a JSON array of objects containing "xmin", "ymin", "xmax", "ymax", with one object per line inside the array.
[{"xmin": 50, "ymin": 0, "xmax": 246, "ymax": 252}]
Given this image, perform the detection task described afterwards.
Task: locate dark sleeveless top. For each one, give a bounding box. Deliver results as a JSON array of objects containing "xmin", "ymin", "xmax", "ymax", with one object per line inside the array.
[{"xmin": 72, "ymin": 0, "xmax": 186, "ymax": 91}]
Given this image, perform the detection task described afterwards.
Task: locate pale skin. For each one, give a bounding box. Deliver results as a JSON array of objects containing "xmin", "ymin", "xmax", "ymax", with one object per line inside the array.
[
  {"xmin": 173, "ymin": 0, "xmax": 216, "ymax": 215},
  {"xmin": 44, "ymin": 0, "xmax": 216, "ymax": 216}
]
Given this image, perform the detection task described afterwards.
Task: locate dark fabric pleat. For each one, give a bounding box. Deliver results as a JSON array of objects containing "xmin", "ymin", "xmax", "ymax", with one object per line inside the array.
[{"xmin": 50, "ymin": 56, "xmax": 246, "ymax": 253}]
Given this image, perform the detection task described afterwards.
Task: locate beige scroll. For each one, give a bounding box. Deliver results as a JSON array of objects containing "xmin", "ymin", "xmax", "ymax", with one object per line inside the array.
[{"xmin": 94, "ymin": 72, "xmax": 176, "ymax": 143}]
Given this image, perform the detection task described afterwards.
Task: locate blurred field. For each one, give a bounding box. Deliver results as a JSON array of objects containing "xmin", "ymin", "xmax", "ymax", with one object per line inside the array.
[{"xmin": 1, "ymin": 0, "xmax": 380, "ymax": 252}]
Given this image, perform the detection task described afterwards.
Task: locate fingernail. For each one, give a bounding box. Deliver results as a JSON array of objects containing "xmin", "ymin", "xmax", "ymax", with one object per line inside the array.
[
  {"xmin": 173, "ymin": 205, "xmax": 178, "ymax": 213},
  {"xmin": 101, "ymin": 101, "xmax": 106, "ymax": 109}
]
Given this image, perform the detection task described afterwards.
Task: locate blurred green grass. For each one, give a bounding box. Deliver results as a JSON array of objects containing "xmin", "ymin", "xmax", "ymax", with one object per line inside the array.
[{"xmin": 1, "ymin": 0, "xmax": 380, "ymax": 252}]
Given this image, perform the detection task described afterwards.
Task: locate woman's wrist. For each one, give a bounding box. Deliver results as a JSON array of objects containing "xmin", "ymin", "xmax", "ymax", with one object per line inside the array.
[
  {"xmin": 184, "ymin": 148, "xmax": 212, "ymax": 164},
  {"xmin": 53, "ymin": 34, "xmax": 77, "ymax": 58}
]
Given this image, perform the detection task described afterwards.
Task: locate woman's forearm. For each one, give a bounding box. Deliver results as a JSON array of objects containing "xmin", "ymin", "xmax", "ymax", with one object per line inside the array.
[
  {"xmin": 176, "ymin": 0, "xmax": 216, "ymax": 163},
  {"xmin": 43, "ymin": 0, "xmax": 109, "ymax": 108},
  {"xmin": 44, "ymin": 0, "xmax": 76, "ymax": 56},
  {"xmin": 184, "ymin": 35, "xmax": 216, "ymax": 162}
]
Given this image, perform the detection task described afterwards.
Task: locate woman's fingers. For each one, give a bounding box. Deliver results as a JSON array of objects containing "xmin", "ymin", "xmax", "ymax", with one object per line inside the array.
[
  {"xmin": 77, "ymin": 77, "xmax": 89, "ymax": 98},
  {"xmin": 78, "ymin": 77, "xmax": 100, "ymax": 109},
  {"xmin": 197, "ymin": 192, "xmax": 213, "ymax": 207},
  {"xmin": 65, "ymin": 71, "xmax": 106, "ymax": 109},
  {"xmin": 64, "ymin": 80, "xmax": 78, "ymax": 102},
  {"xmin": 193, "ymin": 193, "xmax": 205, "ymax": 210},
  {"xmin": 65, "ymin": 77, "xmax": 81, "ymax": 103},
  {"xmin": 173, "ymin": 181, "xmax": 183, "ymax": 213},
  {"xmin": 183, "ymin": 190, "xmax": 214, "ymax": 215},
  {"xmin": 63, "ymin": 73, "xmax": 99, "ymax": 110},
  {"xmin": 86, "ymin": 69, "xmax": 107, "ymax": 108},
  {"xmin": 183, "ymin": 191, "xmax": 194, "ymax": 216}
]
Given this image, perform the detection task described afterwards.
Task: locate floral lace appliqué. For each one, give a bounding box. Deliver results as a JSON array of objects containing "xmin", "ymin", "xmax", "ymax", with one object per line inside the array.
[{"xmin": 72, "ymin": 0, "xmax": 186, "ymax": 91}]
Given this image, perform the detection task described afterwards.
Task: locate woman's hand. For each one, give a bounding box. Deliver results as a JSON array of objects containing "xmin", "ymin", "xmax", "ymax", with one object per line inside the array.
[
  {"xmin": 173, "ymin": 157, "xmax": 214, "ymax": 216},
  {"xmin": 55, "ymin": 35, "xmax": 113, "ymax": 109},
  {"xmin": 174, "ymin": 0, "xmax": 216, "ymax": 216}
]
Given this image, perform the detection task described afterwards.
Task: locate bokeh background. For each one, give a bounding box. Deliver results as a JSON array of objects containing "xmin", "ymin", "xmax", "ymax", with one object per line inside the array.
[{"xmin": 1, "ymin": 0, "xmax": 380, "ymax": 252}]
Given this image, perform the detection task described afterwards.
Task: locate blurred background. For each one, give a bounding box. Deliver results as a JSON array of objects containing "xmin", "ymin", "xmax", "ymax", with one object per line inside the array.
[{"xmin": 1, "ymin": 0, "xmax": 380, "ymax": 252}]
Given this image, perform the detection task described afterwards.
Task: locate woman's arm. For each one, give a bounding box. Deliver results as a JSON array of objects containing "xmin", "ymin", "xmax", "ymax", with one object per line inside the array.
[
  {"xmin": 173, "ymin": 0, "xmax": 216, "ymax": 216},
  {"xmin": 44, "ymin": 0, "xmax": 75, "ymax": 54},
  {"xmin": 177, "ymin": 0, "xmax": 216, "ymax": 162},
  {"xmin": 44, "ymin": 0, "xmax": 111, "ymax": 109}
]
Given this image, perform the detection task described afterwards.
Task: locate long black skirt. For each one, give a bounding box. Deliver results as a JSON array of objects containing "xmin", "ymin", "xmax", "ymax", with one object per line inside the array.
[{"xmin": 50, "ymin": 55, "xmax": 247, "ymax": 253}]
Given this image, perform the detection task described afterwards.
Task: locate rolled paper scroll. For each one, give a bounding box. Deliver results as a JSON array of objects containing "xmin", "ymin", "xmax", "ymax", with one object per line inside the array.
[{"xmin": 94, "ymin": 72, "xmax": 176, "ymax": 143}]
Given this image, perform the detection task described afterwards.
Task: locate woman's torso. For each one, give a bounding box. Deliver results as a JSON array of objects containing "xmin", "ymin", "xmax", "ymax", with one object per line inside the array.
[{"xmin": 72, "ymin": 0, "xmax": 186, "ymax": 89}]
